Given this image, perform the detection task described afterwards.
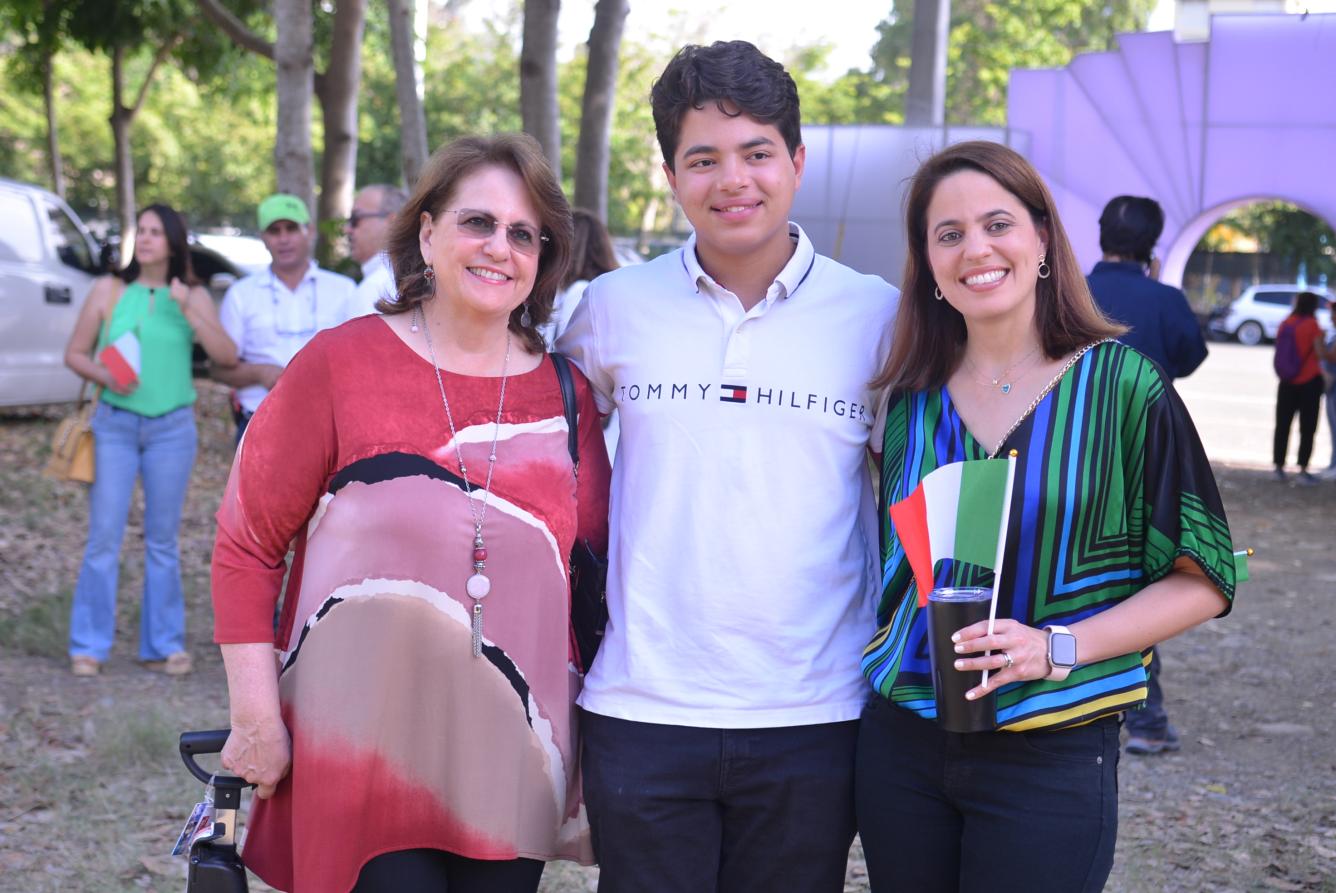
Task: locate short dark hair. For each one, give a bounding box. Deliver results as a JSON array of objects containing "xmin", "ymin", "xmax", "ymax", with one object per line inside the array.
[
  {"xmin": 121, "ymin": 203, "xmax": 194, "ymax": 286},
  {"xmin": 650, "ymin": 40, "xmax": 801, "ymax": 170},
  {"xmin": 1098, "ymin": 195, "xmax": 1164, "ymax": 265},
  {"xmin": 382, "ymin": 134, "xmax": 573, "ymax": 355},
  {"xmin": 564, "ymin": 208, "xmax": 619, "ymax": 288},
  {"xmin": 873, "ymin": 141, "xmax": 1124, "ymax": 393}
]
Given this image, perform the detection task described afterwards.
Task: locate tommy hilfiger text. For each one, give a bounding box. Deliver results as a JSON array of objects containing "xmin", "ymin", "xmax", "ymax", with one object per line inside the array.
[{"xmin": 614, "ymin": 381, "xmax": 871, "ymax": 421}]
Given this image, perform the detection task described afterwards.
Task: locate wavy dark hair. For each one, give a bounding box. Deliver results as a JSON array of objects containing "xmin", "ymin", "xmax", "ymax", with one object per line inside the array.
[
  {"xmin": 120, "ymin": 203, "xmax": 194, "ymax": 285},
  {"xmin": 564, "ymin": 208, "xmax": 619, "ymax": 288},
  {"xmin": 650, "ymin": 40, "xmax": 802, "ymax": 170},
  {"xmin": 380, "ymin": 134, "xmax": 573, "ymax": 355},
  {"xmin": 873, "ymin": 141, "xmax": 1124, "ymax": 392},
  {"xmin": 1293, "ymin": 291, "xmax": 1321, "ymax": 317}
]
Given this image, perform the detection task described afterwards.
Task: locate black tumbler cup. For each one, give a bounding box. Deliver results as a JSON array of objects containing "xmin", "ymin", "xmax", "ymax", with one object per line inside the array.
[{"xmin": 927, "ymin": 587, "xmax": 998, "ymax": 732}]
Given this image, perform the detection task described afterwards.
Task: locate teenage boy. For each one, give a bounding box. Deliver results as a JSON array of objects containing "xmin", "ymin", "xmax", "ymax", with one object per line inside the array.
[{"xmin": 557, "ymin": 40, "xmax": 899, "ymax": 893}]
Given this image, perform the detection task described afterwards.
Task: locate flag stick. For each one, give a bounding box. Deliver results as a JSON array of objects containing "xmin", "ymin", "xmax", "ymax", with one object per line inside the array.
[{"xmin": 981, "ymin": 450, "xmax": 1018, "ymax": 688}]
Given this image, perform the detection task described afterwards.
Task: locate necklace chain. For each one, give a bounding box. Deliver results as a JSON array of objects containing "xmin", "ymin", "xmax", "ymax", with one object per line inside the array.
[
  {"xmin": 986, "ymin": 340, "xmax": 1108, "ymax": 458},
  {"xmin": 964, "ymin": 344, "xmax": 1041, "ymax": 393}
]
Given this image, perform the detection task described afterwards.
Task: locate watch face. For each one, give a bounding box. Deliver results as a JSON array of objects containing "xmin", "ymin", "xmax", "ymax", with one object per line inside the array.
[{"xmin": 1051, "ymin": 633, "xmax": 1078, "ymax": 667}]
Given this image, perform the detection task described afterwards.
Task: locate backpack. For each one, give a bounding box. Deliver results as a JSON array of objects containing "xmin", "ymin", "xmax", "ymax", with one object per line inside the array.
[{"xmin": 1273, "ymin": 319, "xmax": 1303, "ymax": 382}]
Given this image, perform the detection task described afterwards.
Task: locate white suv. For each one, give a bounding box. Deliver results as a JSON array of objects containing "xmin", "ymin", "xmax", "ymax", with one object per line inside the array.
[
  {"xmin": 0, "ymin": 178, "xmax": 104, "ymax": 406},
  {"xmin": 1209, "ymin": 283, "xmax": 1331, "ymax": 346}
]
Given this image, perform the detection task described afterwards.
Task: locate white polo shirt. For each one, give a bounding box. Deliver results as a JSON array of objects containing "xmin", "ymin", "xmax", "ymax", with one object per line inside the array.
[
  {"xmin": 219, "ymin": 261, "xmax": 359, "ymax": 413},
  {"xmin": 353, "ymin": 251, "xmax": 395, "ymax": 316},
  {"xmin": 557, "ymin": 224, "xmax": 899, "ymax": 728}
]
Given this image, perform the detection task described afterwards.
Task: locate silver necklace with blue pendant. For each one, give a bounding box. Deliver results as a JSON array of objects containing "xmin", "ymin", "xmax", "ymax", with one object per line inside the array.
[{"xmin": 965, "ymin": 344, "xmax": 1041, "ymax": 395}]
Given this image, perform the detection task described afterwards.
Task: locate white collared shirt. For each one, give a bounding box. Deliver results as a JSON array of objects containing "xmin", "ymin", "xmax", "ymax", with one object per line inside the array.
[
  {"xmin": 219, "ymin": 261, "xmax": 359, "ymax": 413},
  {"xmin": 557, "ymin": 223, "xmax": 900, "ymax": 728},
  {"xmin": 353, "ymin": 251, "xmax": 396, "ymax": 317}
]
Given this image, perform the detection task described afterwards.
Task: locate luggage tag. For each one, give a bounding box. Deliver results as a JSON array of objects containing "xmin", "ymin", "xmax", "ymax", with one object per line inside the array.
[{"xmin": 170, "ymin": 781, "xmax": 217, "ymax": 856}]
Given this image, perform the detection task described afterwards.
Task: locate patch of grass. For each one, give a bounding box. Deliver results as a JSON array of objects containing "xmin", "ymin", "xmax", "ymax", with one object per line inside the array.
[
  {"xmin": 0, "ymin": 588, "xmax": 72, "ymax": 658},
  {"xmin": 90, "ymin": 703, "xmax": 182, "ymax": 772}
]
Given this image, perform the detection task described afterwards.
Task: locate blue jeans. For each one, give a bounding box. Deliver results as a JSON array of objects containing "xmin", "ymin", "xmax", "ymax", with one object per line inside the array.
[
  {"xmin": 69, "ymin": 403, "xmax": 197, "ymax": 661},
  {"xmin": 856, "ymin": 696, "xmax": 1119, "ymax": 893},
  {"xmin": 580, "ymin": 711, "xmax": 859, "ymax": 893},
  {"xmin": 1122, "ymin": 646, "xmax": 1169, "ymax": 737}
]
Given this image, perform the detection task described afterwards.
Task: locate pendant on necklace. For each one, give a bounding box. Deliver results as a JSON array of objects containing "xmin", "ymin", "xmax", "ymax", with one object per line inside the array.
[
  {"xmin": 466, "ymin": 534, "xmax": 490, "ymax": 657},
  {"xmin": 1000, "ymin": 383, "xmax": 1013, "ymax": 394}
]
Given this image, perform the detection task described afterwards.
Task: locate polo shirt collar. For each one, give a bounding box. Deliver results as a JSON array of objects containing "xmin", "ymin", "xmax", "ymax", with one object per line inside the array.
[
  {"xmin": 1091, "ymin": 259, "xmax": 1146, "ymax": 277},
  {"xmin": 267, "ymin": 260, "xmax": 319, "ymax": 290},
  {"xmin": 681, "ymin": 222, "xmax": 816, "ymax": 302}
]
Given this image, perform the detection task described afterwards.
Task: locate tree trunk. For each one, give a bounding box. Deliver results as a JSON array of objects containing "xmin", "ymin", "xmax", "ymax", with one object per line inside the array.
[
  {"xmin": 314, "ymin": 0, "xmax": 366, "ymax": 261},
  {"xmin": 573, "ymin": 0, "xmax": 627, "ymax": 220},
  {"xmin": 110, "ymin": 47, "xmax": 136, "ymax": 268},
  {"xmin": 43, "ymin": 50, "xmax": 65, "ymax": 199},
  {"xmin": 274, "ymin": 0, "xmax": 316, "ymax": 216},
  {"xmin": 906, "ymin": 0, "xmax": 950, "ymax": 126},
  {"xmin": 520, "ymin": 0, "xmax": 562, "ymax": 176},
  {"xmin": 388, "ymin": 0, "xmax": 429, "ymax": 187}
]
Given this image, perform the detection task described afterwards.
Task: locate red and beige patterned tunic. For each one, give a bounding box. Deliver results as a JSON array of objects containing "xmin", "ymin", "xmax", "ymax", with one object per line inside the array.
[{"xmin": 211, "ymin": 316, "xmax": 609, "ymax": 892}]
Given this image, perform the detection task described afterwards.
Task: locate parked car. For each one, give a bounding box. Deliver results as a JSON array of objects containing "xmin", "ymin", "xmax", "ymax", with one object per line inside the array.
[
  {"xmin": 1208, "ymin": 283, "xmax": 1332, "ymax": 346},
  {"xmin": 0, "ymin": 178, "xmax": 246, "ymax": 406}
]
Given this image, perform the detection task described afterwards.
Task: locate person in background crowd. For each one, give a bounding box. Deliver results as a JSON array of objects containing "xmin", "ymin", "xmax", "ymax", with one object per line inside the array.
[
  {"xmin": 1272, "ymin": 290, "xmax": 1326, "ymax": 484},
  {"xmin": 558, "ymin": 40, "xmax": 899, "ymax": 893},
  {"xmin": 211, "ymin": 134, "xmax": 609, "ymax": 893},
  {"xmin": 541, "ymin": 207, "xmax": 618, "ymax": 346},
  {"xmin": 1319, "ymin": 320, "xmax": 1336, "ymax": 480},
  {"xmin": 347, "ymin": 183, "xmax": 408, "ymax": 315},
  {"xmin": 1086, "ymin": 194, "xmax": 1210, "ymax": 756},
  {"xmin": 857, "ymin": 141, "xmax": 1235, "ymax": 892},
  {"xmin": 63, "ymin": 203, "xmax": 238, "ymax": 677},
  {"xmin": 213, "ymin": 193, "xmax": 358, "ymax": 441}
]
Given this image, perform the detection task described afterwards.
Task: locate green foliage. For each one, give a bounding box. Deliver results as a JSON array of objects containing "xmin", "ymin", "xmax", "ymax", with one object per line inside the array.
[
  {"xmin": 1203, "ymin": 202, "xmax": 1336, "ymax": 280},
  {"xmin": 867, "ymin": 0, "xmax": 1156, "ymax": 125}
]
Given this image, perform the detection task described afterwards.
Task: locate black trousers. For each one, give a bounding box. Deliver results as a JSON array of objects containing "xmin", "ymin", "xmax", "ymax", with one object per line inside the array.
[
  {"xmin": 581, "ymin": 710, "xmax": 859, "ymax": 893},
  {"xmin": 1274, "ymin": 376, "xmax": 1325, "ymax": 469},
  {"xmin": 350, "ymin": 849, "xmax": 544, "ymax": 893},
  {"xmin": 855, "ymin": 696, "xmax": 1119, "ymax": 893}
]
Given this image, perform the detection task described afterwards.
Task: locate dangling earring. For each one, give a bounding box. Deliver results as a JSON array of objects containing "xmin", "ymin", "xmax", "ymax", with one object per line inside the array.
[
  {"xmin": 1037, "ymin": 253, "xmax": 1051, "ymax": 280},
  {"xmin": 423, "ymin": 264, "xmax": 436, "ymax": 296},
  {"xmin": 519, "ymin": 302, "xmax": 532, "ymax": 328},
  {"xmin": 934, "ymin": 286, "xmax": 944, "ymax": 301}
]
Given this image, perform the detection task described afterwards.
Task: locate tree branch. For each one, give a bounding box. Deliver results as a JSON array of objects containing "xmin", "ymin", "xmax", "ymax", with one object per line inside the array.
[
  {"xmin": 196, "ymin": 0, "xmax": 276, "ymax": 60},
  {"xmin": 129, "ymin": 35, "xmax": 183, "ymax": 118}
]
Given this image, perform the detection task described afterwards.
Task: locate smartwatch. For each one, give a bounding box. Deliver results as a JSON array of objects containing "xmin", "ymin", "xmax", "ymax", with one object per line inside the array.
[{"xmin": 1044, "ymin": 625, "xmax": 1077, "ymax": 681}]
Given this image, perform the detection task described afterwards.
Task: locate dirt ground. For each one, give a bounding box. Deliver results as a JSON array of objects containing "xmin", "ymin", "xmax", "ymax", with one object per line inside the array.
[{"xmin": 1, "ymin": 382, "xmax": 1333, "ymax": 893}]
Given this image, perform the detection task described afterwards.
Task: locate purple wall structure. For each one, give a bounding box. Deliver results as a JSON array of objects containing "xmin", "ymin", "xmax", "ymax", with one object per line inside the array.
[{"xmin": 1008, "ymin": 13, "xmax": 1336, "ymax": 287}]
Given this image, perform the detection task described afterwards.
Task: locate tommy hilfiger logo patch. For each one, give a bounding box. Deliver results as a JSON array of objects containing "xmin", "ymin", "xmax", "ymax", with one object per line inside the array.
[{"xmin": 719, "ymin": 384, "xmax": 748, "ymax": 403}]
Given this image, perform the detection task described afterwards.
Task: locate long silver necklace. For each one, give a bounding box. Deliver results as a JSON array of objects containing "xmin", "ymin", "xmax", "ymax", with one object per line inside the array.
[
  {"xmin": 416, "ymin": 305, "xmax": 512, "ymax": 657},
  {"xmin": 964, "ymin": 344, "xmax": 1041, "ymax": 395}
]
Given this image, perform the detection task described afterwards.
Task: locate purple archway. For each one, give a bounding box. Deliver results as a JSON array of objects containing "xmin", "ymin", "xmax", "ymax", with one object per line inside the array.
[{"xmin": 1008, "ymin": 13, "xmax": 1336, "ymax": 287}]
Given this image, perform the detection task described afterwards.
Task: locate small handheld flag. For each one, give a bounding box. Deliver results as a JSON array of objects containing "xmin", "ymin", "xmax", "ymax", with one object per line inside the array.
[
  {"xmin": 1233, "ymin": 548, "xmax": 1253, "ymax": 583},
  {"xmin": 98, "ymin": 330, "xmax": 141, "ymax": 390}
]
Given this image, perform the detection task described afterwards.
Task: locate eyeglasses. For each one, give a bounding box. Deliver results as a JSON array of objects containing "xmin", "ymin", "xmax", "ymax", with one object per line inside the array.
[
  {"xmin": 347, "ymin": 210, "xmax": 390, "ymax": 228},
  {"xmin": 449, "ymin": 208, "xmax": 549, "ymax": 256}
]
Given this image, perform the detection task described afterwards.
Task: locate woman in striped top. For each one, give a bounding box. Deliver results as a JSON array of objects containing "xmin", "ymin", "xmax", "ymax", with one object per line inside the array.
[{"xmin": 855, "ymin": 141, "xmax": 1236, "ymax": 892}]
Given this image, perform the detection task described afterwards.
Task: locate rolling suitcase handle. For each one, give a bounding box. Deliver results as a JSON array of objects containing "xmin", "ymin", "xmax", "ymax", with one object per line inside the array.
[{"xmin": 179, "ymin": 729, "xmax": 253, "ymax": 893}]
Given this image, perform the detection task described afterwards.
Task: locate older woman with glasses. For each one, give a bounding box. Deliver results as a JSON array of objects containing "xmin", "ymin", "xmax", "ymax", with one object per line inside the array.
[{"xmin": 210, "ymin": 134, "xmax": 610, "ymax": 893}]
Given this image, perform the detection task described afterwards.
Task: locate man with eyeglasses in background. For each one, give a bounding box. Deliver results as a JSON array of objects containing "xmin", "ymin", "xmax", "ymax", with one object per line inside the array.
[
  {"xmin": 346, "ymin": 183, "xmax": 407, "ymax": 316},
  {"xmin": 214, "ymin": 193, "xmax": 358, "ymax": 441}
]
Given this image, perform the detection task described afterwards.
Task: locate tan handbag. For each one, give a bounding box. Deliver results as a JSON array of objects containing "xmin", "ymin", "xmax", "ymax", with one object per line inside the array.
[{"xmin": 44, "ymin": 385, "xmax": 100, "ymax": 483}]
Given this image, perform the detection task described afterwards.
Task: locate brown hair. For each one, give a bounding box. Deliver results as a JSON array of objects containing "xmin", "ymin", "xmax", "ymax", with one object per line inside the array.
[
  {"xmin": 873, "ymin": 141, "xmax": 1124, "ymax": 392},
  {"xmin": 380, "ymin": 134, "xmax": 573, "ymax": 354},
  {"xmin": 564, "ymin": 208, "xmax": 619, "ymax": 288}
]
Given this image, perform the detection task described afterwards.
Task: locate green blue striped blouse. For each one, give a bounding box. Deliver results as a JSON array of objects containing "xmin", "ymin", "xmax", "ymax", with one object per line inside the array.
[{"xmin": 863, "ymin": 341, "xmax": 1236, "ymax": 731}]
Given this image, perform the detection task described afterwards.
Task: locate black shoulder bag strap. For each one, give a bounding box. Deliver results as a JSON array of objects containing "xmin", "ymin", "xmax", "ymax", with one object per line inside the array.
[{"xmin": 550, "ymin": 351, "xmax": 580, "ymax": 476}]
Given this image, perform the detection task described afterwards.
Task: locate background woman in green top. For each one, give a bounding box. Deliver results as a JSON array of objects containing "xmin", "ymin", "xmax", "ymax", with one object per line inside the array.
[{"xmin": 63, "ymin": 203, "xmax": 237, "ymax": 677}]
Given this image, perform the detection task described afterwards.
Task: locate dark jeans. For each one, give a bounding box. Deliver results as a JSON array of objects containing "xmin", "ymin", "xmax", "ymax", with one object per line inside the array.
[
  {"xmin": 856, "ymin": 696, "xmax": 1119, "ymax": 893},
  {"xmin": 1274, "ymin": 376, "xmax": 1324, "ymax": 469},
  {"xmin": 580, "ymin": 710, "xmax": 858, "ymax": 893},
  {"xmin": 350, "ymin": 849, "xmax": 544, "ymax": 893},
  {"xmin": 233, "ymin": 406, "xmax": 254, "ymax": 445},
  {"xmin": 1122, "ymin": 646, "xmax": 1168, "ymax": 737}
]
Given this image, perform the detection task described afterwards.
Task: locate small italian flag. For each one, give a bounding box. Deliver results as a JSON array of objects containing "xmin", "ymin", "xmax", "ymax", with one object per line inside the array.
[
  {"xmin": 889, "ymin": 454, "xmax": 1018, "ymax": 608},
  {"xmin": 98, "ymin": 330, "xmax": 141, "ymax": 390}
]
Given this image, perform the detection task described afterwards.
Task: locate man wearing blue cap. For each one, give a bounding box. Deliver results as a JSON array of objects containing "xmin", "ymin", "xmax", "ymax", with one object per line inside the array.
[{"xmin": 215, "ymin": 194, "xmax": 358, "ymax": 440}]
